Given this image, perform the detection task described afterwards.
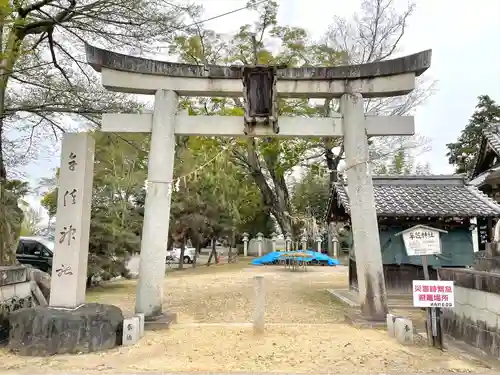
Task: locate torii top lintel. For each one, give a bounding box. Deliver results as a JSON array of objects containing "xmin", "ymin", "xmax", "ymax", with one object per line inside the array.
[{"xmin": 85, "ymin": 43, "xmax": 432, "ymax": 97}]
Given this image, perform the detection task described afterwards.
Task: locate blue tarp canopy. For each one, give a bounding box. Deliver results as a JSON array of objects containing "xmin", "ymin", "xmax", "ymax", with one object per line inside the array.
[{"xmin": 251, "ymin": 250, "xmax": 340, "ymax": 266}]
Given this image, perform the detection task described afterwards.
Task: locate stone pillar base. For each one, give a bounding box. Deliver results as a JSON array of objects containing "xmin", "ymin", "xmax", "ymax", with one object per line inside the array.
[
  {"xmin": 8, "ymin": 303, "xmax": 123, "ymax": 356},
  {"xmin": 144, "ymin": 311, "xmax": 177, "ymax": 331}
]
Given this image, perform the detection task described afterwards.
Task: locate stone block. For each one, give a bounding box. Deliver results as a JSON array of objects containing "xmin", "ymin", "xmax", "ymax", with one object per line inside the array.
[
  {"xmin": 0, "ymin": 266, "xmax": 27, "ymax": 287},
  {"xmin": 394, "ymin": 317, "xmax": 413, "ymax": 345},
  {"xmin": 135, "ymin": 313, "xmax": 145, "ymax": 337},
  {"xmin": 8, "ymin": 303, "xmax": 123, "ymax": 356},
  {"xmin": 468, "ymin": 288, "xmax": 487, "ymax": 310},
  {"xmin": 486, "ymin": 292, "xmax": 500, "ymax": 315},
  {"xmin": 386, "ymin": 313, "xmax": 397, "ymax": 337},
  {"xmin": 451, "ymin": 302, "xmax": 463, "ymax": 317},
  {"xmin": 454, "ymin": 286, "xmax": 468, "ymax": 305},
  {"xmin": 14, "ymin": 282, "xmax": 31, "ymax": 299},
  {"xmin": 475, "ymin": 308, "xmax": 498, "ymax": 330},
  {"xmin": 461, "ymin": 303, "xmax": 474, "ymax": 320},
  {"xmin": 122, "ymin": 316, "xmax": 140, "ymax": 346},
  {"xmin": 0, "ymin": 284, "xmax": 16, "ymax": 301}
]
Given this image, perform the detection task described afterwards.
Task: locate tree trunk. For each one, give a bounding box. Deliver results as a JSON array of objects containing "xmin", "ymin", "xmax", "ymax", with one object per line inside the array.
[
  {"xmin": 206, "ymin": 238, "xmax": 217, "ymax": 266},
  {"xmin": 178, "ymin": 237, "xmax": 185, "ymax": 270},
  {"xmin": 0, "ymin": 86, "xmax": 17, "ymax": 267},
  {"xmin": 192, "ymin": 242, "xmax": 200, "ymax": 268},
  {"xmin": 243, "ymin": 138, "xmax": 294, "ymax": 236},
  {"xmin": 0, "ymin": 27, "xmax": 26, "ymax": 266}
]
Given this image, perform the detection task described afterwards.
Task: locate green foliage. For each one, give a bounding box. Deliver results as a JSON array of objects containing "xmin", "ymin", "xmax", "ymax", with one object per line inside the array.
[
  {"xmin": 168, "ymin": 136, "xmax": 274, "ymax": 247},
  {"xmin": 40, "ymin": 189, "xmax": 57, "ymax": 218},
  {"xmin": 19, "ymin": 205, "xmax": 42, "ymax": 236},
  {"xmin": 169, "ymin": 3, "xmax": 346, "ymax": 236},
  {"xmin": 0, "ymin": 179, "xmax": 29, "ymax": 264},
  {"xmin": 292, "ymin": 168, "xmax": 330, "ymax": 226},
  {"xmin": 447, "ymin": 95, "xmax": 500, "ymax": 174},
  {"xmin": 168, "ymin": 0, "xmax": 421, "ymax": 237},
  {"xmin": 40, "ymin": 130, "xmax": 268, "ymax": 274}
]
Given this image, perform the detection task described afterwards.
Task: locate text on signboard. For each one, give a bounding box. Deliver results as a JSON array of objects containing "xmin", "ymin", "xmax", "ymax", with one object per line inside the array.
[
  {"xmin": 408, "ymin": 231, "xmax": 435, "ymax": 240},
  {"xmin": 414, "ymin": 285, "xmax": 452, "ymax": 293}
]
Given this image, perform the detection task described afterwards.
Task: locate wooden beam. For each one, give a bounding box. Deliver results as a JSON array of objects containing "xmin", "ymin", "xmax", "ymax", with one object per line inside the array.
[{"xmin": 101, "ymin": 114, "xmax": 415, "ymax": 137}]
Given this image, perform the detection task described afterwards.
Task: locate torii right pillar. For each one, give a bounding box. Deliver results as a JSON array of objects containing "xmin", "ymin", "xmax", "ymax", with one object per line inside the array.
[{"xmin": 341, "ymin": 92, "xmax": 388, "ymax": 321}]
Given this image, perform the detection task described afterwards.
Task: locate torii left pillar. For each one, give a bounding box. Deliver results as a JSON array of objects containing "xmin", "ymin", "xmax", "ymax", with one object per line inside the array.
[{"xmin": 135, "ymin": 90, "xmax": 178, "ymax": 322}]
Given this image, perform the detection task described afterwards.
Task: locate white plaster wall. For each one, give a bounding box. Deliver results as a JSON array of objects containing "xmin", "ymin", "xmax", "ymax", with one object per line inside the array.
[
  {"xmin": 448, "ymin": 285, "xmax": 500, "ymax": 329},
  {"xmin": 248, "ymin": 238, "xmax": 273, "ymax": 257},
  {"xmin": 274, "ymin": 239, "xmax": 286, "ymax": 251}
]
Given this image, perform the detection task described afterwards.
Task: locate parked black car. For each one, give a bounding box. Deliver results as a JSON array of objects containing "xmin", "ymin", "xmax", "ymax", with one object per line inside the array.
[{"xmin": 16, "ymin": 236, "xmax": 54, "ymax": 273}]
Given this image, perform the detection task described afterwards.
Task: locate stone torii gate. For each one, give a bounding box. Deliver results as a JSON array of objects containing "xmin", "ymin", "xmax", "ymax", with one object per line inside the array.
[{"xmin": 48, "ymin": 44, "xmax": 431, "ymax": 324}]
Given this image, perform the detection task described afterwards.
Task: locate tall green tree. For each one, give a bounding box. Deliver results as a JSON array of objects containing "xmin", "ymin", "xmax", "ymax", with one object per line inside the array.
[
  {"xmin": 170, "ymin": 0, "xmax": 433, "ymax": 237},
  {"xmin": 0, "ymin": 0, "xmax": 195, "ymax": 265},
  {"xmin": 167, "ymin": 135, "xmax": 274, "ymax": 259},
  {"xmin": 446, "ymin": 95, "xmax": 500, "ymax": 174},
  {"xmin": 291, "ymin": 167, "xmax": 330, "ymax": 230}
]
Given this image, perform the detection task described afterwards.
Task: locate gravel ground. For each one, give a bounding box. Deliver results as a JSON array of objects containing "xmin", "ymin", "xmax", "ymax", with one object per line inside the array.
[{"xmin": 0, "ymin": 264, "xmax": 494, "ymax": 374}]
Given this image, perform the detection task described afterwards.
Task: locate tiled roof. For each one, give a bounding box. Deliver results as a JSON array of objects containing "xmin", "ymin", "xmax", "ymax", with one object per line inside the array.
[
  {"xmin": 331, "ymin": 175, "xmax": 500, "ymax": 218},
  {"xmin": 469, "ymin": 123, "xmax": 500, "ymax": 180},
  {"xmin": 483, "ymin": 126, "xmax": 500, "ymax": 156}
]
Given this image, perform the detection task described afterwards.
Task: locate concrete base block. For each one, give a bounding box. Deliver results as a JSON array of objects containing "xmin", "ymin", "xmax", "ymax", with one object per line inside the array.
[
  {"xmin": 394, "ymin": 317, "xmax": 414, "ymax": 345},
  {"xmin": 122, "ymin": 316, "xmax": 140, "ymax": 346},
  {"xmin": 144, "ymin": 311, "xmax": 177, "ymax": 331},
  {"xmin": 135, "ymin": 313, "xmax": 145, "ymax": 337}
]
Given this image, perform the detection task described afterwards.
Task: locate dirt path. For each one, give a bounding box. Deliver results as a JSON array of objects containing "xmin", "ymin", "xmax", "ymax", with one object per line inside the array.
[{"xmin": 0, "ymin": 264, "xmax": 494, "ymax": 373}]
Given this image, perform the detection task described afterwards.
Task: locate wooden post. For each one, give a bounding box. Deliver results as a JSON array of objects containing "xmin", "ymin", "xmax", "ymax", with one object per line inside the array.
[
  {"xmin": 421, "ymin": 255, "xmax": 445, "ymax": 349},
  {"xmin": 435, "ymin": 270, "xmax": 445, "ymax": 350},
  {"xmin": 253, "ymin": 276, "xmax": 265, "ymax": 334},
  {"xmin": 421, "ymin": 255, "xmax": 434, "ymax": 347}
]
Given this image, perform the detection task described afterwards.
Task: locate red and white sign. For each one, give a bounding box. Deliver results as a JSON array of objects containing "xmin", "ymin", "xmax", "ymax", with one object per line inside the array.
[{"xmin": 412, "ymin": 280, "xmax": 454, "ymax": 308}]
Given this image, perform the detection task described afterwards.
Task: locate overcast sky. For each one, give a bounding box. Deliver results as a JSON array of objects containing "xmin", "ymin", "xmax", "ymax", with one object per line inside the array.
[{"xmin": 21, "ymin": 0, "xmax": 500, "ymax": 217}]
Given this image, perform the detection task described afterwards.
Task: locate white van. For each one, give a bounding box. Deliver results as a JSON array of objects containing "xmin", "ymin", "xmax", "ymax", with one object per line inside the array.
[{"xmin": 167, "ymin": 247, "xmax": 197, "ymax": 264}]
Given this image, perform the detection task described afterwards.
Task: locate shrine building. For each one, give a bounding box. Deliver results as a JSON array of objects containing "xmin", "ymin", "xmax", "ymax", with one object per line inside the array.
[
  {"xmin": 468, "ymin": 123, "xmax": 500, "ymax": 246},
  {"xmin": 326, "ymin": 175, "xmax": 500, "ymax": 294}
]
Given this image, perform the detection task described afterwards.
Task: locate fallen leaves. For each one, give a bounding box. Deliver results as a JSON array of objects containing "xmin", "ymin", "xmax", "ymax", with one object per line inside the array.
[{"xmin": 0, "ymin": 265, "xmax": 492, "ymax": 374}]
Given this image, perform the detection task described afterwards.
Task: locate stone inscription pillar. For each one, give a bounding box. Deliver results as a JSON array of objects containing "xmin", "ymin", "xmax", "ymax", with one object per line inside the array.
[
  {"xmin": 49, "ymin": 133, "xmax": 95, "ymax": 308},
  {"xmin": 136, "ymin": 90, "xmax": 178, "ymax": 319},
  {"xmin": 340, "ymin": 92, "xmax": 388, "ymax": 321}
]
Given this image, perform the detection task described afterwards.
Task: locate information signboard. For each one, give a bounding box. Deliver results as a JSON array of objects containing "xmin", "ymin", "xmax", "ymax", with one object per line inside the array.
[
  {"xmin": 401, "ymin": 226, "xmax": 442, "ymax": 256},
  {"xmin": 412, "ymin": 280, "xmax": 454, "ymax": 308}
]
